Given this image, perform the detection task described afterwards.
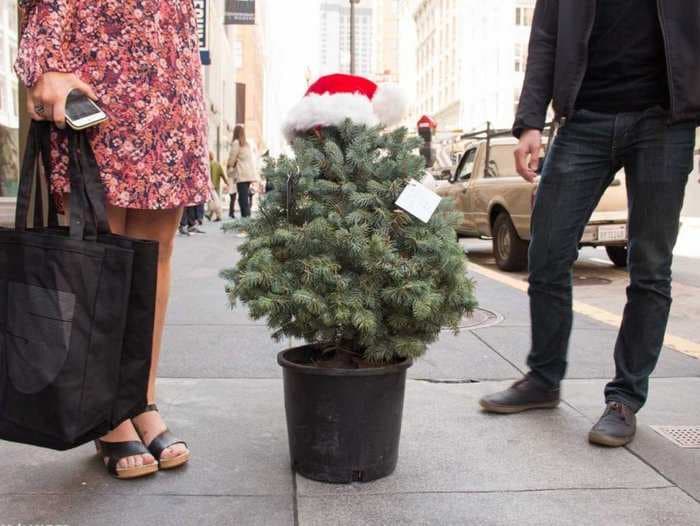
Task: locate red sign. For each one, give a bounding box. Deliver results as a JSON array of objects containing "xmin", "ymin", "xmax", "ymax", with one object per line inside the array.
[{"xmin": 417, "ymin": 115, "xmax": 437, "ymax": 129}]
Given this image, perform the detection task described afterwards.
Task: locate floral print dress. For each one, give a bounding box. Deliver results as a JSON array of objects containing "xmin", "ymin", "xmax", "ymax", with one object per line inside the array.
[{"xmin": 15, "ymin": 0, "xmax": 209, "ymax": 209}]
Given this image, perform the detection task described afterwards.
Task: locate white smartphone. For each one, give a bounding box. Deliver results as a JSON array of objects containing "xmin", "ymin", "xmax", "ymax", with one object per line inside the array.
[{"xmin": 65, "ymin": 89, "xmax": 108, "ymax": 130}]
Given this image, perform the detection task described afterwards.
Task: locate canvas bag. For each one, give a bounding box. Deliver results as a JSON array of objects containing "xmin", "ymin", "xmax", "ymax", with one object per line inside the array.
[{"xmin": 0, "ymin": 122, "xmax": 156, "ymax": 450}]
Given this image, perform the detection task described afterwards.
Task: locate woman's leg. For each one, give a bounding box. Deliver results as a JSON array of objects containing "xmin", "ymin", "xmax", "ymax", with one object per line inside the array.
[
  {"xmin": 229, "ymin": 193, "xmax": 236, "ymax": 218},
  {"xmin": 61, "ymin": 196, "xmax": 156, "ymax": 470},
  {"xmin": 237, "ymin": 182, "xmax": 251, "ymax": 217},
  {"xmin": 126, "ymin": 207, "xmax": 189, "ymax": 461}
]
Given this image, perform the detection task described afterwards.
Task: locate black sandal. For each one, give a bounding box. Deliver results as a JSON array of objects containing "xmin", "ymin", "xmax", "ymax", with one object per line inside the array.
[
  {"xmin": 94, "ymin": 439, "xmax": 158, "ymax": 479},
  {"xmin": 136, "ymin": 404, "xmax": 190, "ymax": 470}
]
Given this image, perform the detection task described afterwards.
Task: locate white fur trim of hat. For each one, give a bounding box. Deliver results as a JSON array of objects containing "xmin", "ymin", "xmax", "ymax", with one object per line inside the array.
[{"xmin": 283, "ymin": 73, "xmax": 407, "ymax": 142}]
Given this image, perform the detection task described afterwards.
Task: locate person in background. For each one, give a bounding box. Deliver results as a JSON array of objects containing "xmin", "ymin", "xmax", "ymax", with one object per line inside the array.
[
  {"xmin": 226, "ymin": 125, "xmax": 259, "ymax": 218},
  {"xmin": 210, "ymin": 151, "xmax": 228, "ymax": 197},
  {"xmin": 227, "ymin": 178, "xmax": 237, "ymax": 219},
  {"xmin": 194, "ymin": 202, "xmax": 205, "ymax": 227},
  {"xmin": 16, "ymin": 0, "xmax": 206, "ymax": 477},
  {"xmin": 261, "ymin": 150, "xmax": 274, "ymax": 194},
  {"xmin": 479, "ymin": 0, "xmax": 700, "ymax": 448},
  {"xmin": 179, "ymin": 204, "xmax": 205, "ymax": 235},
  {"xmin": 207, "ymin": 151, "xmax": 227, "ymax": 222}
]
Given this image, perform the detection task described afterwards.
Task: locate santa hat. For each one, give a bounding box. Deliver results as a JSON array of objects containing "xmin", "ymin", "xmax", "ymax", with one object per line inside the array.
[{"xmin": 283, "ymin": 73, "xmax": 407, "ymax": 141}]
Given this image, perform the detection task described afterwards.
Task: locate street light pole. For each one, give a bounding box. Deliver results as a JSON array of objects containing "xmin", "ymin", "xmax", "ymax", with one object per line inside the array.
[{"xmin": 349, "ymin": 0, "xmax": 359, "ymax": 74}]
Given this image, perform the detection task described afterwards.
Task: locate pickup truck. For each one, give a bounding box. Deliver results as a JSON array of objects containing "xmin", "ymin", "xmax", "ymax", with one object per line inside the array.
[{"xmin": 436, "ymin": 129, "xmax": 629, "ymax": 271}]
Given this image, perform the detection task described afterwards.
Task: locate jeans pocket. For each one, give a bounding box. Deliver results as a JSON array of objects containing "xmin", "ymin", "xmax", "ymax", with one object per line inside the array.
[{"xmin": 638, "ymin": 124, "xmax": 694, "ymax": 184}]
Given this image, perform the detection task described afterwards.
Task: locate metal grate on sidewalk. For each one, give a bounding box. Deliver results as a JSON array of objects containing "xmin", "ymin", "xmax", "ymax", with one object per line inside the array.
[{"xmin": 650, "ymin": 426, "xmax": 700, "ymax": 448}]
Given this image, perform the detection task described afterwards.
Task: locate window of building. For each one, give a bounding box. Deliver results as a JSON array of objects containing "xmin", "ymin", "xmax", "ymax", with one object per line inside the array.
[
  {"xmin": 515, "ymin": 6, "xmax": 534, "ymax": 26},
  {"xmin": 8, "ymin": 6, "xmax": 17, "ymax": 34},
  {"xmin": 233, "ymin": 40, "xmax": 243, "ymax": 70},
  {"xmin": 11, "ymin": 85, "xmax": 17, "ymax": 117},
  {"xmin": 514, "ymin": 42, "xmax": 528, "ymax": 73}
]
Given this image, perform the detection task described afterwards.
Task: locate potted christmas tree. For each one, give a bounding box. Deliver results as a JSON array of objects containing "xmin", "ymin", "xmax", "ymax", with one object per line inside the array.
[{"xmin": 222, "ymin": 74, "xmax": 476, "ymax": 483}]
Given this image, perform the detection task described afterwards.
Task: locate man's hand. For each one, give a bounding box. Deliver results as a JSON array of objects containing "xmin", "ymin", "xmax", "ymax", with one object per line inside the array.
[
  {"xmin": 27, "ymin": 72, "xmax": 97, "ymax": 129},
  {"xmin": 514, "ymin": 129, "xmax": 542, "ymax": 183}
]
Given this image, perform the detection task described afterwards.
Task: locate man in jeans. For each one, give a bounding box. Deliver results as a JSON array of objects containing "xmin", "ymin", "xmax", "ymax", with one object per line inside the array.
[{"xmin": 480, "ymin": 0, "xmax": 699, "ymax": 447}]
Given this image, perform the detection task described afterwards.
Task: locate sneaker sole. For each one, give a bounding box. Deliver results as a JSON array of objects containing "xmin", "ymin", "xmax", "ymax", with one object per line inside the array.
[
  {"xmin": 479, "ymin": 399, "xmax": 560, "ymax": 414},
  {"xmin": 588, "ymin": 430, "xmax": 634, "ymax": 448}
]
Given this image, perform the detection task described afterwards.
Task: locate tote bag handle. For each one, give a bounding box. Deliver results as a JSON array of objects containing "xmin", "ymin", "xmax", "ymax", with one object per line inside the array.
[
  {"xmin": 15, "ymin": 122, "xmax": 112, "ymax": 241},
  {"xmin": 14, "ymin": 121, "xmax": 52, "ymax": 230},
  {"xmin": 66, "ymin": 130, "xmax": 111, "ymax": 240}
]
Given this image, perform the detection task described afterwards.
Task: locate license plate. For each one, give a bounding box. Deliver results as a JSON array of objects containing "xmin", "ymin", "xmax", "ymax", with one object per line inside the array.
[{"xmin": 598, "ymin": 224, "xmax": 627, "ymax": 242}]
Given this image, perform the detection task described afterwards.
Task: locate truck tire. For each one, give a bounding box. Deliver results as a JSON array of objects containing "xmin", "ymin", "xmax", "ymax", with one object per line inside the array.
[
  {"xmin": 605, "ymin": 245, "xmax": 628, "ymax": 268},
  {"xmin": 493, "ymin": 212, "xmax": 529, "ymax": 272}
]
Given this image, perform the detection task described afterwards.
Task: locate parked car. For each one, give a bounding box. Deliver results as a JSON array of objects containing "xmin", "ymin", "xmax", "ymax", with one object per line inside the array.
[{"xmin": 437, "ymin": 128, "xmax": 629, "ymax": 271}]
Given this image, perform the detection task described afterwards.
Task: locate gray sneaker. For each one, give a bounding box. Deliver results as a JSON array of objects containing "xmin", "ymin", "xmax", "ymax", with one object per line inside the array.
[
  {"xmin": 479, "ymin": 375, "xmax": 560, "ymax": 414},
  {"xmin": 588, "ymin": 401, "xmax": 636, "ymax": 447}
]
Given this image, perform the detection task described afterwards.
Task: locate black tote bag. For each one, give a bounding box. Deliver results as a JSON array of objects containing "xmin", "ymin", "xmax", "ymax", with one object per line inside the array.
[{"xmin": 0, "ymin": 122, "xmax": 157, "ymax": 450}]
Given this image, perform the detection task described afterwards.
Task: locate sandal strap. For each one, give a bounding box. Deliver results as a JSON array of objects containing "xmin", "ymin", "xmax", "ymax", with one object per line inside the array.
[
  {"xmin": 147, "ymin": 429, "xmax": 188, "ymax": 460},
  {"xmin": 97, "ymin": 440, "xmax": 150, "ymax": 476}
]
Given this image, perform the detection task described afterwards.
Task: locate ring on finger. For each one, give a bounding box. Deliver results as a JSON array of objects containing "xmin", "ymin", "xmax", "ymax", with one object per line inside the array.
[{"xmin": 34, "ymin": 104, "xmax": 46, "ymax": 115}]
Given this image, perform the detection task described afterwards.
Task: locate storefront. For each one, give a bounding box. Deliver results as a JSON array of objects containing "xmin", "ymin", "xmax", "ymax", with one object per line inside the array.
[{"xmin": 0, "ymin": 0, "xmax": 19, "ymax": 226}]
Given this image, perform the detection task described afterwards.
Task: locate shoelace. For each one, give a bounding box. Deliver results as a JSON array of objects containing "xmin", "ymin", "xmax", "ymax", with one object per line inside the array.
[{"xmin": 605, "ymin": 402, "xmax": 629, "ymax": 423}]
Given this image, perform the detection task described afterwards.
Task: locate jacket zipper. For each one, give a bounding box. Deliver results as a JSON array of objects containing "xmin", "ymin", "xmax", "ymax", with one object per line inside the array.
[
  {"xmin": 561, "ymin": 1, "xmax": 597, "ymax": 128},
  {"xmin": 656, "ymin": 0, "xmax": 676, "ymax": 120}
]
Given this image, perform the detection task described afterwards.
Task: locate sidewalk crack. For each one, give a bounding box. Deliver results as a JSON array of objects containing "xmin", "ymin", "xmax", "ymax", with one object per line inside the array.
[
  {"xmin": 470, "ymin": 330, "xmax": 526, "ymax": 376},
  {"xmin": 292, "ymin": 471, "xmax": 300, "ymax": 526}
]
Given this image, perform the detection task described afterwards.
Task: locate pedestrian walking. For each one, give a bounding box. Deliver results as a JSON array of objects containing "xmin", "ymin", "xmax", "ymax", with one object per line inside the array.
[
  {"xmin": 480, "ymin": 0, "xmax": 700, "ymax": 448},
  {"xmin": 226, "ymin": 125, "xmax": 259, "ymax": 218},
  {"xmin": 207, "ymin": 151, "xmax": 227, "ymax": 222},
  {"xmin": 16, "ymin": 0, "xmax": 206, "ymax": 477},
  {"xmin": 178, "ymin": 205, "xmax": 205, "ymax": 235},
  {"xmin": 227, "ymin": 181, "xmax": 237, "ymax": 219}
]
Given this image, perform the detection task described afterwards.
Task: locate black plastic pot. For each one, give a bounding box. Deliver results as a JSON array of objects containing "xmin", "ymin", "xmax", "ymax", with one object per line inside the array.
[{"xmin": 278, "ymin": 345, "xmax": 412, "ymax": 483}]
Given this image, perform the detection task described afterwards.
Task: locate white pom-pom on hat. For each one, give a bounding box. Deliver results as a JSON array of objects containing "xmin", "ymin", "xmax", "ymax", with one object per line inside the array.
[
  {"xmin": 283, "ymin": 73, "xmax": 407, "ymax": 142},
  {"xmin": 372, "ymin": 83, "xmax": 406, "ymax": 128}
]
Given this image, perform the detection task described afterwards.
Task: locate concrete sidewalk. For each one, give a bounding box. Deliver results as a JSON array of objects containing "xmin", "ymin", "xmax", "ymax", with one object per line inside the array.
[{"xmin": 1, "ymin": 222, "xmax": 699, "ymax": 526}]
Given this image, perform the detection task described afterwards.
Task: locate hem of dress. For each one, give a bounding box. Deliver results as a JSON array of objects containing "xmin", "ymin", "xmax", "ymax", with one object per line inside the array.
[{"xmin": 53, "ymin": 190, "xmax": 210, "ymax": 212}]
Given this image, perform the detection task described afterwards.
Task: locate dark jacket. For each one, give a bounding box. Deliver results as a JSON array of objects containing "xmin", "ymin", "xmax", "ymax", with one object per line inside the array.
[{"xmin": 513, "ymin": 0, "xmax": 700, "ymax": 137}]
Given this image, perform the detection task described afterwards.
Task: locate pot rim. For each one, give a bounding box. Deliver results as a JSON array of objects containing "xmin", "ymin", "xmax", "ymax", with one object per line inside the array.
[{"xmin": 277, "ymin": 345, "xmax": 413, "ymax": 377}]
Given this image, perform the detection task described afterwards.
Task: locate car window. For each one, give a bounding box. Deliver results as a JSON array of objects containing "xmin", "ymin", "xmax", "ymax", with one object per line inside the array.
[
  {"xmin": 486, "ymin": 144, "xmax": 544, "ymax": 178},
  {"xmin": 454, "ymin": 148, "xmax": 477, "ymax": 182},
  {"xmin": 486, "ymin": 145, "xmax": 517, "ymax": 178}
]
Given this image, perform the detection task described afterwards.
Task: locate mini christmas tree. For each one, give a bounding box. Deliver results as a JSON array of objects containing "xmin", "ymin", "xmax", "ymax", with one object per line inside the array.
[{"xmin": 222, "ymin": 119, "xmax": 476, "ymax": 364}]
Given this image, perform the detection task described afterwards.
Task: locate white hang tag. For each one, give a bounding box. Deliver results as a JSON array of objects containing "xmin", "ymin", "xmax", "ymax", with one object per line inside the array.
[{"xmin": 395, "ymin": 179, "xmax": 442, "ymax": 223}]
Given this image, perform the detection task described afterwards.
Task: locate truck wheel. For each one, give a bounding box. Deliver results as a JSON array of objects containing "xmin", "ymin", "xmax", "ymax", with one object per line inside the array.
[
  {"xmin": 493, "ymin": 212, "xmax": 529, "ymax": 272},
  {"xmin": 605, "ymin": 245, "xmax": 628, "ymax": 267}
]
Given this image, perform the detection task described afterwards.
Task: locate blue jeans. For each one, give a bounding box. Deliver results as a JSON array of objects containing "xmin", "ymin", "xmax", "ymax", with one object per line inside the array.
[{"xmin": 527, "ymin": 107, "xmax": 694, "ymax": 411}]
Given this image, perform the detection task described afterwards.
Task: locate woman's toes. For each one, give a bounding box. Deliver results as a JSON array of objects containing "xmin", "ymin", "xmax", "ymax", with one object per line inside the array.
[
  {"xmin": 144, "ymin": 453, "xmax": 155, "ymax": 466},
  {"xmin": 163, "ymin": 444, "xmax": 186, "ymax": 460},
  {"xmin": 134, "ymin": 455, "xmax": 143, "ymax": 468}
]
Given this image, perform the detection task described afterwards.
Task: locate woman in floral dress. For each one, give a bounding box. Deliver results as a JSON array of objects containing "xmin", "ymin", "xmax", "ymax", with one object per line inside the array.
[{"xmin": 16, "ymin": 0, "xmax": 209, "ymax": 478}]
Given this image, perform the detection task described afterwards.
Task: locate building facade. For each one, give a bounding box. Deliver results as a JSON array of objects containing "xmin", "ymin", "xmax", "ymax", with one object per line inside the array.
[
  {"xmin": 410, "ymin": 0, "xmax": 536, "ymax": 133},
  {"xmin": 230, "ymin": 0, "xmax": 267, "ymax": 159},
  {"xmin": 320, "ymin": 0, "xmax": 374, "ymax": 78},
  {"xmin": 0, "ymin": 0, "xmax": 19, "ymax": 225},
  {"xmin": 372, "ymin": 0, "xmax": 400, "ymax": 83},
  {"xmin": 203, "ymin": 0, "xmax": 239, "ymax": 165}
]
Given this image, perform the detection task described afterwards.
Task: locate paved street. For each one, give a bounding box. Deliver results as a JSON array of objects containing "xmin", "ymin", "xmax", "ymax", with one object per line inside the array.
[{"xmin": 1, "ymin": 221, "xmax": 699, "ymax": 526}]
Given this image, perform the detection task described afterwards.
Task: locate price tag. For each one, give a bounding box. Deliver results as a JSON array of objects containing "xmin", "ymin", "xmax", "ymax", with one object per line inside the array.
[{"xmin": 396, "ymin": 179, "xmax": 442, "ymax": 223}]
